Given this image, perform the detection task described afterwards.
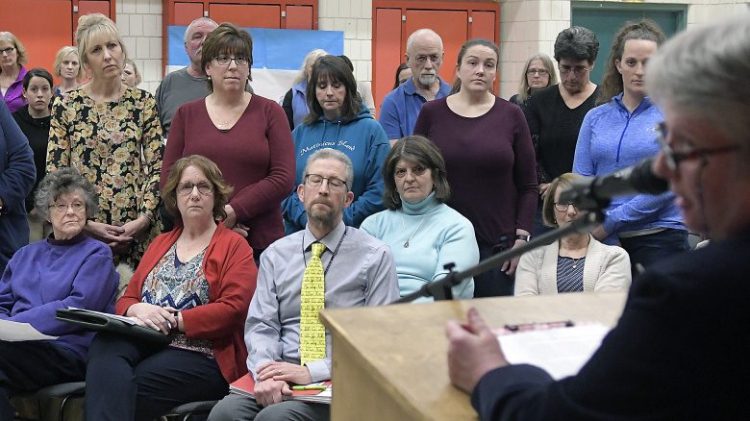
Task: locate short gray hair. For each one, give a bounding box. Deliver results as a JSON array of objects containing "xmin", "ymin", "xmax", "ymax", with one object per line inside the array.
[
  {"xmin": 184, "ymin": 17, "xmax": 218, "ymax": 44},
  {"xmin": 303, "ymin": 149, "xmax": 354, "ymax": 191},
  {"xmin": 35, "ymin": 168, "xmax": 98, "ymax": 221},
  {"xmin": 406, "ymin": 29, "xmax": 443, "ymax": 54},
  {"xmin": 647, "ymin": 13, "xmax": 750, "ymax": 155}
]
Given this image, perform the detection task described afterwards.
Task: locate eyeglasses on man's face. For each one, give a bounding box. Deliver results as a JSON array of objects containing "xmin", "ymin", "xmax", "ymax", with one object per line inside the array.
[
  {"xmin": 177, "ymin": 182, "xmax": 214, "ymax": 196},
  {"xmin": 656, "ymin": 122, "xmax": 741, "ymax": 171},
  {"xmin": 304, "ymin": 174, "xmax": 348, "ymax": 190},
  {"xmin": 558, "ymin": 64, "xmax": 590, "ymax": 76},
  {"xmin": 0, "ymin": 46, "xmax": 16, "ymax": 56},
  {"xmin": 214, "ymin": 55, "xmax": 250, "ymax": 66}
]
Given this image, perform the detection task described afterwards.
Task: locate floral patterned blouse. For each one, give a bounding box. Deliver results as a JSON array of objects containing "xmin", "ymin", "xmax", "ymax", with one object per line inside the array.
[{"xmin": 47, "ymin": 87, "xmax": 164, "ymax": 267}]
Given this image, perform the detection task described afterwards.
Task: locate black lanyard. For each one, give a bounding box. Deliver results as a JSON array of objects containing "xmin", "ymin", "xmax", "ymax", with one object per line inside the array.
[{"xmin": 302, "ymin": 226, "xmax": 348, "ymax": 276}]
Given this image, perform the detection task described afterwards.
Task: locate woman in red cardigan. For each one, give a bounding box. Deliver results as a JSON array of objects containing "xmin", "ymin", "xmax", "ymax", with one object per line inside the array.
[{"xmin": 85, "ymin": 155, "xmax": 258, "ymax": 420}]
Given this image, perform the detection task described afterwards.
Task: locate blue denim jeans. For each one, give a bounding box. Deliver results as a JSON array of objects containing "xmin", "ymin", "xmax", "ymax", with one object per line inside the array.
[{"xmin": 619, "ymin": 228, "xmax": 690, "ymax": 278}]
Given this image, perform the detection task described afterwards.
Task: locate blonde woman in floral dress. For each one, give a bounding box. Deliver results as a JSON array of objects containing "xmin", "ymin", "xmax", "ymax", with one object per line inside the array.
[{"xmin": 47, "ymin": 13, "xmax": 163, "ymax": 269}]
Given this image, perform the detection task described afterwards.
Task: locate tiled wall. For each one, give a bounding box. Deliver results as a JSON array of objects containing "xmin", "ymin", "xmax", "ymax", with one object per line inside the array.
[
  {"xmin": 118, "ymin": 0, "xmax": 747, "ymax": 98},
  {"xmin": 116, "ymin": 0, "xmax": 163, "ymax": 94}
]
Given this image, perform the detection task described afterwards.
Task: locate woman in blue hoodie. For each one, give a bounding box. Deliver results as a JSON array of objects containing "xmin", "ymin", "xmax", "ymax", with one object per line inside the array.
[
  {"xmin": 573, "ymin": 20, "xmax": 689, "ymax": 273},
  {"xmin": 282, "ymin": 55, "xmax": 389, "ymax": 233}
]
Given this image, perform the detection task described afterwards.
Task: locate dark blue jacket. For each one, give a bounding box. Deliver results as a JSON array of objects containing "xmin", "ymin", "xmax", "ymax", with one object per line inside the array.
[
  {"xmin": 0, "ymin": 100, "xmax": 35, "ymax": 273},
  {"xmin": 472, "ymin": 229, "xmax": 750, "ymax": 420}
]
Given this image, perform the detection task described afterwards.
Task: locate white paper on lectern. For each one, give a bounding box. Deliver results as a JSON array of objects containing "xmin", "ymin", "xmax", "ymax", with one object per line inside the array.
[
  {"xmin": 0, "ymin": 319, "xmax": 58, "ymax": 341},
  {"xmin": 497, "ymin": 323, "xmax": 610, "ymax": 380}
]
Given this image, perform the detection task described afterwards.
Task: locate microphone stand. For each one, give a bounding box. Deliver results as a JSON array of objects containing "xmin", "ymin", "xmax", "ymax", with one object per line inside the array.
[{"xmin": 395, "ymin": 210, "xmax": 604, "ymax": 303}]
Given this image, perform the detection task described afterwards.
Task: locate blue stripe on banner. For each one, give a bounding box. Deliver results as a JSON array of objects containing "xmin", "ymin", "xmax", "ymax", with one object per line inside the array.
[{"xmin": 168, "ymin": 26, "xmax": 344, "ymax": 70}]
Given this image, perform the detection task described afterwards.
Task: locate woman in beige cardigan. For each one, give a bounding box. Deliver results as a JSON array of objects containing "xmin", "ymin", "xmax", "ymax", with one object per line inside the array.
[{"xmin": 515, "ymin": 173, "xmax": 632, "ymax": 295}]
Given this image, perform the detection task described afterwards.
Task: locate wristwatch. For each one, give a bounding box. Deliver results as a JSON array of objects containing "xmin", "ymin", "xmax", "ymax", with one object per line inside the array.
[{"xmin": 516, "ymin": 234, "xmax": 531, "ymax": 242}]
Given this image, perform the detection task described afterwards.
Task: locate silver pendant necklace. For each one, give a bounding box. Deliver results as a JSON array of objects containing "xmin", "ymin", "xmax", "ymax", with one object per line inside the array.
[{"xmin": 401, "ymin": 214, "xmax": 428, "ymax": 248}]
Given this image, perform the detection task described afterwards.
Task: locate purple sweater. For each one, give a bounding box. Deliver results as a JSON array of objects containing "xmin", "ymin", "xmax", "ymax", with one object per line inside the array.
[
  {"xmin": 0, "ymin": 234, "xmax": 119, "ymax": 360},
  {"xmin": 414, "ymin": 97, "xmax": 538, "ymax": 246}
]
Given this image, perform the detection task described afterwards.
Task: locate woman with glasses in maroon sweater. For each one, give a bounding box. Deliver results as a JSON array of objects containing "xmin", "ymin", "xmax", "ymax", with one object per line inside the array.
[{"xmin": 162, "ymin": 23, "xmax": 294, "ymax": 262}]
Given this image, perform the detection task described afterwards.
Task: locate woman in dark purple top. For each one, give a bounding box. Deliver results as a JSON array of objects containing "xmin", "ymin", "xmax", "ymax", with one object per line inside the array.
[{"xmin": 414, "ymin": 39, "xmax": 537, "ymax": 297}]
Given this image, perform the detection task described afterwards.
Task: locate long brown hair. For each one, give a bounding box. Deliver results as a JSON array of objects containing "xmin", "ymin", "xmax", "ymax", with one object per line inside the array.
[{"xmin": 597, "ymin": 20, "xmax": 666, "ymax": 105}]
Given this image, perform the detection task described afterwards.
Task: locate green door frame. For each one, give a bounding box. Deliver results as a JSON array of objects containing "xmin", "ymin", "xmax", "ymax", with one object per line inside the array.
[{"xmin": 571, "ymin": 1, "xmax": 688, "ymax": 85}]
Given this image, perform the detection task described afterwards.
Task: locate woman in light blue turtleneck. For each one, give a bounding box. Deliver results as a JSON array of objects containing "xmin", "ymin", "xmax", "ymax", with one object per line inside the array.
[{"xmin": 361, "ymin": 135, "xmax": 478, "ymax": 301}]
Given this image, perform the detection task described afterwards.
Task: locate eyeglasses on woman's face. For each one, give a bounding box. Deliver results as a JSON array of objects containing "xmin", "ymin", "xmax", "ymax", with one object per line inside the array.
[
  {"xmin": 213, "ymin": 55, "xmax": 250, "ymax": 67},
  {"xmin": 177, "ymin": 182, "xmax": 214, "ymax": 196},
  {"xmin": 554, "ymin": 201, "xmax": 578, "ymax": 212},
  {"xmin": 49, "ymin": 201, "xmax": 85, "ymax": 213},
  {"xmin": 526, "ymin": 69, "xmax": 548, "ymax": 76},
  {"xmin": 0, "ymin": 46, "xmax": 16, "ymax": 56}
]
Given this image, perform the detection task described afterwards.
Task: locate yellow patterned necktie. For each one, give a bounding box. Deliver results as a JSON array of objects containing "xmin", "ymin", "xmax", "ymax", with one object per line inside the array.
[{"xmin": 300, "ymin": 242, "xmax": 327, "ymax": 365}]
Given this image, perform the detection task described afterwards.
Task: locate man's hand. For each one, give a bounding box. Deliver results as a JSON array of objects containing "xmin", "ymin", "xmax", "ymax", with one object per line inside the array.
[
  {"xmin": 256, "ymin": 361, "xmax": 313, "ymax": 385},
  {"xmin": 254, "ymin": 378, "xmax": 292, "ymax": 407},
  {"xmin": 445, "ymin": 308, "xmax": 508, "ymax": 393}
]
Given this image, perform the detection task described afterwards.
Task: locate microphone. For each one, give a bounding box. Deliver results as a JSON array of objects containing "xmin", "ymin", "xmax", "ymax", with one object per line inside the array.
[{"xmin": 558, "ymin": 158, "xmax": 669, "ymax": 211}]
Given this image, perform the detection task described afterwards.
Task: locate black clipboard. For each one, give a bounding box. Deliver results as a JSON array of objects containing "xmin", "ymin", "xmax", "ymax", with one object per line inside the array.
[{"xmin": 56, "ymin": 308, "xmax": 172, "ymax": 345}]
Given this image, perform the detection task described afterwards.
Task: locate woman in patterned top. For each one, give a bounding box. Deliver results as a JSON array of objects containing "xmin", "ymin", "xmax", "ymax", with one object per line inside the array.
[
  {"xmin": 46, "ymin": 13, "xmax": 163, "ymax": 269},
  {"xmin": 514, "ymin": 173, "xmax": 632, "ymax": 295},
  {"xmin": 85, "ymin": 155, "xmax": 258, "ymax": 420}
]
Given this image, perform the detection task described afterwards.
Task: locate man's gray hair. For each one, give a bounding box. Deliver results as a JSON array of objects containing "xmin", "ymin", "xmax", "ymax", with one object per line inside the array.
[
  {"xmin": 183, "ymin": 17, "xmax": 218, "ymax": 44},
  {"xmin": 647, "ymin": 13, "xmax": 750, "ymax": 152},
  {"xmin": 303, "ymin": 149, "xmax": 354, "ymax": 191},
  {"xmin": 406, "ymin": 29, "xmax": 443, "ymax": 54},
  {"xmin": 35, "ymin": 168, "xmax": 98, "ymax": 221}
]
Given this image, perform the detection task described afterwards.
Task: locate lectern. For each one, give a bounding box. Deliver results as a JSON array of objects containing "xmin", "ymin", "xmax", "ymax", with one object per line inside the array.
[{"xmin": 320, "ymin": 292, "xmax": 627, "ymax": 420}]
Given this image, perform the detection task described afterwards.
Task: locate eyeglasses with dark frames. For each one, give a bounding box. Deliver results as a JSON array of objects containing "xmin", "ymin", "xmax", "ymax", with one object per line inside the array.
[
  {"xmin": 554, "ymin": 201, "xmax": 578, "ymax": 212},
  {"xmin": 656, "ymin": 122, "xmax": 740, "ymax": 171},
  {"xmin": 304, "ymin": 174, "xmax": 348, "ymax": 190}
]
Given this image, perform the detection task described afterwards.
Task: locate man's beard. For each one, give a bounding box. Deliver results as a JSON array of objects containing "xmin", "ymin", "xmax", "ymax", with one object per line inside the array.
[
  {"xmin": 418, "ymin": 73, "xmax": 437, "ymax": 87},
  {"xmin": 308, "ymin": 203, "xmax": 338, "ymax": 228}
]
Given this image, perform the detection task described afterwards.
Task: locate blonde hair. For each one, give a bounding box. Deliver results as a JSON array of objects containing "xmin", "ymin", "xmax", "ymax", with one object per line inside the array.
[
  {"xmin": 516, "ymin": 53, "xmax": 558, "ymax": 103},
  {"xmin": 0, "ymin": 32, "xmax": 27, "ymax": 69},
  {"xmin": 53, "ymin": 46, "xmax": 82, "ymax": 79},
  {"xmin": 75, "ymin": 13, "xmax": 127, "ymax": 67}
]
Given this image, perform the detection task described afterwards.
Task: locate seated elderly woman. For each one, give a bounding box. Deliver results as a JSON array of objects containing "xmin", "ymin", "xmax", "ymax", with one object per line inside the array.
[
  {"xmin": 85, "ymin": 155, "xmax": 258, "ymax": 420},
  {"xmin": 0, "ymin": 168, "xmax": 119, "ymax": 420},
  {"xmin": 361, "ymin": 135, "xmax": 478, "ymax": 300},
  {"xmin": 514, "ymin": 173, "xmax": 632, "ymax": 295}
]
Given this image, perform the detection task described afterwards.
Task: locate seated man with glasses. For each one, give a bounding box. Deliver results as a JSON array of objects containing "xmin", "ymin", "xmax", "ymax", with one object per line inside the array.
[
  {"xmin": 514, "ymin": 173, "xmax": 631, "ymax": 295},
  {"xmin": 209, "ymin": 148, "xmax": 399, "ymax": 421}
]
